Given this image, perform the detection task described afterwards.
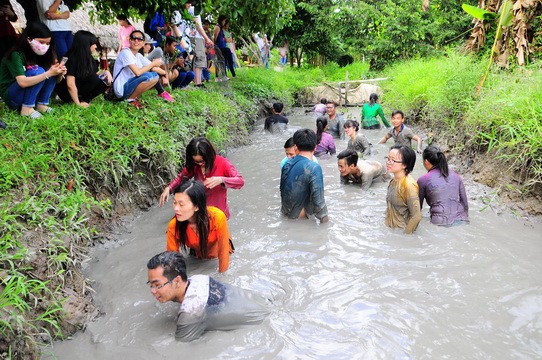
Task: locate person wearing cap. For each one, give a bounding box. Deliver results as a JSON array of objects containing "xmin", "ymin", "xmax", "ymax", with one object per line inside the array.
[
  {"xmin": 147, "ymin": 251, "xmax": 269, "ymax": 342},
  {"xmin": 140, "ymin": 33, "xmax": 163, "ymax": 61}
]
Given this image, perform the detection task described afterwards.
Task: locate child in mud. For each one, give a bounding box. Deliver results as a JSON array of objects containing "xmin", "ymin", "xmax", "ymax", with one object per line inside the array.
[
  {"xmin": 147, "ymin": 251, "xmax": 269, "ymax": 342},
  {"xmin": 280, "ymin": 129, "xmax": 329, "ymax": 223},
  {"xmin": 379, "ymin": 110, "xmax": 423, "ymax": 153},
  {"xmin": 337, "ymin": 149, "xmax": 389, "ymax": 191},
  {"xmin": 280, "ymin": 137, "xmax": 318, "ymax": 169}
]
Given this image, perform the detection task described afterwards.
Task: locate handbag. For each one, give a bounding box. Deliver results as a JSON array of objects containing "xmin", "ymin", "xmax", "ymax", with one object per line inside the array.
[{"xmin": 103, "ymin": 65, "xmax": 126, "ymax": 102}]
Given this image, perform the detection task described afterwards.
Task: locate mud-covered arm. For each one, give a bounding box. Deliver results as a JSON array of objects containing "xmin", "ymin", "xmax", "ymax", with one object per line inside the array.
[
  {"xmin": 405, "ymin": 186, "xmax": 421, "ymax": 234},
  {"xmin": 310, "ymin": 166, "xmax": 329, "ymax": 222},
  {"xmin": 459, "ymin": 178, "xmax": 469, "ymax": 215},
  {"xmin": 176, "ymin": 312, "xmax": 206, "ymax": 342},
  {"xmin": 359, "ymin": 135, "xmax": 371, "ymax": 157},
  {"xmin": 360, "ymin": 171, "xmax": 375, "ymax": 191},
  {"xmin": 417, "ymin": 178, "xmax": 426, "ymax": 209}
]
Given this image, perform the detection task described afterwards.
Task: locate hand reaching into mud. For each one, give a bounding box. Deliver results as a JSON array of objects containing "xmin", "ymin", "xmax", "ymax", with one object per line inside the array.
[
  {"xmin": 159, "ymin": 186, "xmax": 170, "ymax": 207},
  {"xmin": 203, "ymin": 177, "xmax": 224, "ymax": 189}
]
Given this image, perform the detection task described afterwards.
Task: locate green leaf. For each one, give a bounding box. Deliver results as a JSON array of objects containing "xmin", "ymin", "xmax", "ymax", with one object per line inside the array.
[
  {"xmin": 461, "ymin": 3, "xmax": 497, "ymax": 21},
  {"xmin": 498, "ymin": 0, "xmax": 514, "ymax": 27}
]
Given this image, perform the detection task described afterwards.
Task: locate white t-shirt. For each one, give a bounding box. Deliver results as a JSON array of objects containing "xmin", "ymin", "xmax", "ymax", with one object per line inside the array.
[
  {"xmin": 37, "ymin": 0, "xmax": 71, "ymax": 31},
  {"xmin": 188, "ymin": 6, "xmax": 203, "ymax": 39},
  {"xmin": 112, "ymin": 49, "xmax": 151, "ymax": 97}
]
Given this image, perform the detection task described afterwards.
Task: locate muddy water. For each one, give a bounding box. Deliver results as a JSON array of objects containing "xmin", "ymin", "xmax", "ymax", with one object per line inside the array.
[{"xmin": 45, "ymin": 108, "xmax": 542, "ymax": 359}]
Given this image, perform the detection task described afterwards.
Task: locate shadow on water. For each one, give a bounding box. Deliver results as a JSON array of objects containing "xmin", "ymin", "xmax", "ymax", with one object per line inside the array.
[{"xmin": 44, "ymin": 108, "xmax": 542, "ymax": 359}]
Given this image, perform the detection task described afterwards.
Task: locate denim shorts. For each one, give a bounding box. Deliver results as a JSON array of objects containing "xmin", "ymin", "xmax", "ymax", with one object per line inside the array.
[{"xmin": 122, "ymin": 72, "xmax": 158, "ymax": 99}]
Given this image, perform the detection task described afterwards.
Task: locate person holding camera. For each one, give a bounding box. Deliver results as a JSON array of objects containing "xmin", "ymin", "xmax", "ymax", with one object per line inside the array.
[{"xmin": 163, "ymin": 36, "xmax": 195, "ymax": 89}]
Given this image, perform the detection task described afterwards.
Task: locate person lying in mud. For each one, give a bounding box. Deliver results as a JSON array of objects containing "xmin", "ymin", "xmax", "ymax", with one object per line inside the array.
[
  {"xmin": 147, "ymin": 251, "xmax": 269, "ymax": 342},
  {"xmin": 159, "ymin": 136, "xmax": 244, "ymax": 219},
  {"xmin": 166, "ymin": 180, "xmax": 233, "ymax": 273},
  {"xmin": 378, "ymin": 110, "xmax": 423, "ymax": 153},
  {"xmin": 280, "ymin": 128, "xmax": 329, "ymax": 223},
  {"xmin": 418, "ymin": 145, "xmax": 469, "ymax": 226},
  {"xmin": 385, "ymin": 145, "xmax": 421, "ymax": 234},
  {"xmin": 337, "ymin": 149, "xmax": 389, "ymax": 191}
]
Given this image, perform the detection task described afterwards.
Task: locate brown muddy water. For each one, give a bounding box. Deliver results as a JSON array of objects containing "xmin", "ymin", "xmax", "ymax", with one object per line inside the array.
[{"xmin": 43, "ymin": 108, "xmax": 542, "ymax": 359}]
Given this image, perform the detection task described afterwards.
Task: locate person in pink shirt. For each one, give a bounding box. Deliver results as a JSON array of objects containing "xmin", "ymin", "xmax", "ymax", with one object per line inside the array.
[
  {"xmin": 159, "ymin": 137, "xmax": 244, "ymax": 219},
  {"xmin": 117, "ymin": 14, "xmax": 135, "ymax": 53}
]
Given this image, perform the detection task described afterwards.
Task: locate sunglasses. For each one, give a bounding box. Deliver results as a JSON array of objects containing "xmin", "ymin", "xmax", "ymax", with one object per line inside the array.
[{"xmin": 130, "ymin": 36, "xmax": 145, "ymax": 42}]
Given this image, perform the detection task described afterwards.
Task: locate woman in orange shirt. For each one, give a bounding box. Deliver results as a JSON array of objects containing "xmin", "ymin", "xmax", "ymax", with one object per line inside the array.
[{"xmin": 166, "ymin": 180, "xmax": 233, "ymax": 273}]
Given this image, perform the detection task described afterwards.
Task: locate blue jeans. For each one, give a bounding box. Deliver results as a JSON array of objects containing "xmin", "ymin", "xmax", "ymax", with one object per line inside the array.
[
  {"xmin": 280, "ymin": 56, "xmax": 287, "ymax": 66},
  {"xmin": 53, "ymin": 31, "xmax": 73, "ymax": 59},
  {"xmin": 122, "ymin": 72, "xmax": 158, "ymax": 99},
  {"xmin": 202, "ymin": 68, "xmax": 210, "ymax": 82},
  {"xmin": 172, "ymin": 71, "xmax": 195, "ymax": 88},
  {"xmin": 7, "ymin": 67, "xmax": 57, "ymax": 109}
]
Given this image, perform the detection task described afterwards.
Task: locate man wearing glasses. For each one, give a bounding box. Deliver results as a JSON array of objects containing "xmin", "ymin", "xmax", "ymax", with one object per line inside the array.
[{"xmin": 147, "ymin": 252, "xmax": 269, "ymax": 342}]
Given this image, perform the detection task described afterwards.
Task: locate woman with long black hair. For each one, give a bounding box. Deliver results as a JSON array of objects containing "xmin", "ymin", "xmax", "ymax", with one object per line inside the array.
[
  {"xmin": 314, "ymin": 116, "xmax": 336, "ymax": 159},
  {"xmin": 0, "ymin": 22, "xmax": 65, "ymax": 118},
  {"xmin": 55, "ymin": 30, "xmax": 112, "ymax": 107},
  {"xmin": 166, "ymin": 180, "xmax": 233, "ymax": 273}
]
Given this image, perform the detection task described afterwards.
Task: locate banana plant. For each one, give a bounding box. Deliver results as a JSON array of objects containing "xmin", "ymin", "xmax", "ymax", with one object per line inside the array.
[{"xmin": 462, "ymin": 1, "xmax": 514, "ymax": 93}]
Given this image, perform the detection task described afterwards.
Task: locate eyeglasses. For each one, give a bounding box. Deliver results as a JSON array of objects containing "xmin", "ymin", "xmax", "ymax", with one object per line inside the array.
[
  {"xmin": 147, "ymin": 279, "xmax": 172, "ymax": 290},
  {"xmin": 130, "ymin": 36, "xmax": 145, "ymax": 42},
  {"xmin": 385, "ymin": 156, "xmax": 403, "ymax": 164}
]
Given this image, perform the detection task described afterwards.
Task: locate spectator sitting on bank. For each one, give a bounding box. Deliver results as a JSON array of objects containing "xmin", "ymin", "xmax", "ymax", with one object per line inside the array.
[
  {"xmin": 117, "ymin": 14, "xmax": 135, "ymax": 53},
  {"xmin": 343, "ymin": 120, "xmax": 371, "ymax": 157},
  {"xmin": 166, "ymin": 180, "xmax": 233, "ymax": 273},
  {"xmin": 325, "ymin": 100, "xmax": 346, "ymax": 139},
  {"xmin": 147, "ymin": 251, "xmax": 269, "ymax": 342},
  {"xmin": 280, "ymin": 128, "xmax": 329, "ymax": 223},
  {"xmin": 55, "ymin": 30, "xmax": 112, "ymax": 107},
  {"xmin": 418, "ymin": 145, "xmax": 469, "ymax": 226},
  {"xmin": 112, "ymin": 30, "xmax": 174, "ymax": 108},
  {"xmin": 379, "ymin": 110, "xmax": 423, "ymax": 153},
  {"xmin": 361, "ymin": 93, "xmax": 390, "ymax": 129},
  {"xmin": 337, "ymin": 149, "xmax": 389, "ymax": 191},
  {"xmin": 140, "ymin": 33, "xmax": 163, "ymax": 61},
  {"xmin": 0, "ymin": 22, "xmax": 66, "ymax": 118},
  {"xmin": 314, "ymin": 116, "xmax": 336, "ymax": 160},
  {"xmin": 264, "ymin": 102, "xmax": 288, "ymax": 132},
  {"xmin": 280, "ymin": 137, "xmax": 319, "ymax": 169},
  {"xmin": 163, "ymin": 36, "xmax": 195, "ymax": 89},
  {"xmin": 305, "ymin": 98, "xmax": 327, "ymax": 115}
]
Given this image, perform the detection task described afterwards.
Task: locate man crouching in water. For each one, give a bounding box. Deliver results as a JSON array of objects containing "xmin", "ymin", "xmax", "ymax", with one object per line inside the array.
[
  {"xmin": 337, "ymin": 149, "xmax": 389, "ymax": 191},
  {"xmin": 147, "ymin": 251, "xmax": 269, "ymax": 342}
]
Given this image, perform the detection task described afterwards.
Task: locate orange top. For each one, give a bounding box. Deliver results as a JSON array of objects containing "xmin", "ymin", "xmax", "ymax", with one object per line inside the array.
[{"xmin": 166, "ymin": 206, "xmax": 233, "ymax": 272}]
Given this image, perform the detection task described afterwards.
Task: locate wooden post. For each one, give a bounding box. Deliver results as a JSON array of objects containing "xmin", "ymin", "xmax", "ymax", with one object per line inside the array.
[
  {"xmin": 345, "ymin": 71, "xmax": 349, "ymax": 106},
  {"xmin": 338, "ymin": 81, "xmax": 343, "ymax": 107}
]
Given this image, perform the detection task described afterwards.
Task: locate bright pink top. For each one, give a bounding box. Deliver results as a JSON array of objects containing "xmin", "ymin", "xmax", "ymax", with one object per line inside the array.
[
  {"xmin": 168, "ymin": 155, "xmax": 244, "ymax": 219},
  {"xmin": 118, "ymin": 25, "xmax": 136, "ymax": 49}
]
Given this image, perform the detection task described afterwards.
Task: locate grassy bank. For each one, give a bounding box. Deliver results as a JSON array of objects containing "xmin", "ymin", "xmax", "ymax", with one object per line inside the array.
[{"xmin": 382, "ymin": 53, "xmax": 542, "ymax": 198}]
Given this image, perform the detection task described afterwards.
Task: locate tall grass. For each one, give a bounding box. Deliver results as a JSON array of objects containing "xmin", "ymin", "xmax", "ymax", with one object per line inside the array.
[{"xmin": 383, "ymin": 53, "xmax": 542, "ymax": 194}]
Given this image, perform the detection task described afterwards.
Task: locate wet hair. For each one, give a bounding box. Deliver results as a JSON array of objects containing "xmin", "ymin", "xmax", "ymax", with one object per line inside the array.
[
  {"xmin": 391, "ymin": 145, "xmax": 416, "ymax": 176},
  {"xmin": 423, "ymin": 145, "xmax": 449, "ymax": 178},
  {"xmin": 391, "ymin": 110, "xmax": 404, "ymax": 119},
  {"xmin": 283, "ymin": 137, "xmax": 294, "ymax": 149},
  {"xmin": 117, "ymin": 14, "xmax": 131, "ymax": 25},
  {"xmin": 66, "ymin": 31, "xmax": 99, "ymax": 79},
  {"xmin": 316, "ymin": 116, "xmax": 327, "ymax": 145},
  {"xmin": 165, "ymin": 35, "xmax": 177, "ymax": 47},
  {"xmin": 7, "ymin": 22, "xmax": 56, "ymax": 67},
  {"xmin": 343, "ymin": 119, "xmax": 359, "ymax": 132},
  {"xmin": 272, "ymin": 102, "xmax": 283, "ymax": 113},
  {"xmin": 147, "ymin": 251, "xmax": 187, "ymax": 281},
  {"xmin": 326, "ymin": 100, "xmax": 338, "ymax": 108},
  {"xmin": 369, "ymin": 93, "xmax": 378, "ymax": 106},
  {"xmin": 320, "ymin": 98, "xmax": 327, "ymax": 104},
  {"xmin": 293, "ymin": 128, "xmax": 317, "ymax": 152},
  {"xmin": 337, "ymin": 149, "xmax": 358, "ymax": 167},
  {"xmin": 173, "ymin": 180, "xmax": 210, "ymax": 257},
  {"xmin": 185, "ymin": 137, "xmax": 216, "ymax": 174}
]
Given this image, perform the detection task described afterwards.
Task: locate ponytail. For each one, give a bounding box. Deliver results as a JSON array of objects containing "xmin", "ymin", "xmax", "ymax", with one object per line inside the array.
[
  {"xmin": 316, "ymin": 116, "xmax": 327, "ymax": 145},
  {"xmin": 423, "ymin": 145, "xmax": 449, "ymax": 179}
]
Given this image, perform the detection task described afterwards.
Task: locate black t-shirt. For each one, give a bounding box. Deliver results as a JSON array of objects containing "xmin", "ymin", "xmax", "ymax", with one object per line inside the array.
[
  {"xmin": 55, "ymin": 59, "xmax": 100, "ymax": 102},
  {"xmin": 264, "ymin": 114, "xmax": 288, "ymax": 130}
]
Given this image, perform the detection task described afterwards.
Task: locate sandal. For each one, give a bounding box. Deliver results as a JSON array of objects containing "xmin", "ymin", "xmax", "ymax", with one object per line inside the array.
[
  {"xmin": 127, "ymin": 99, "xmax": 144, "ymax": 109},
  {"xmin": 26, "ymin": 110, "xmax": 43, "ymax": 119},
  {"xmin": 38, "ymin": 107, "xmax": 54, "ymax": 114}
]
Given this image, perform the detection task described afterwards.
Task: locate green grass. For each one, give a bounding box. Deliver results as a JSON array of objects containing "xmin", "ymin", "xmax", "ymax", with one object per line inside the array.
[{"xmin": 383, "ymin": 53, "xmax": 542, "ymax": 194}]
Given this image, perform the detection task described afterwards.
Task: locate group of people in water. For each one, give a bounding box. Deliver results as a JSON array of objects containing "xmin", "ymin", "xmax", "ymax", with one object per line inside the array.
[{"xmin": 146, "ymin": 97, "xmax": 469, "ymax": 342}]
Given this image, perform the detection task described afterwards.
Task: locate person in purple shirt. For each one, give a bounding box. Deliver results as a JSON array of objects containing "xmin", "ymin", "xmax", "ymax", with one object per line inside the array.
[
  {"xmin": 417, "ymin": 145, "xmax": 469, "ymax": 226},
  {"xmin": 314, "ymin": 116, "xmax": 336, "ymax": 160}
]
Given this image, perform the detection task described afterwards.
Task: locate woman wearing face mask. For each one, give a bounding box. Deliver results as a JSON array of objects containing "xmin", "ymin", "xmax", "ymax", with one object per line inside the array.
[
  {"xmin": 0, "ymin": 22, "xmax": 66, "ymax": 118},
  {"xmin": 55, "ymin": 31, "xmax": 112, "ymax": 107}
]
